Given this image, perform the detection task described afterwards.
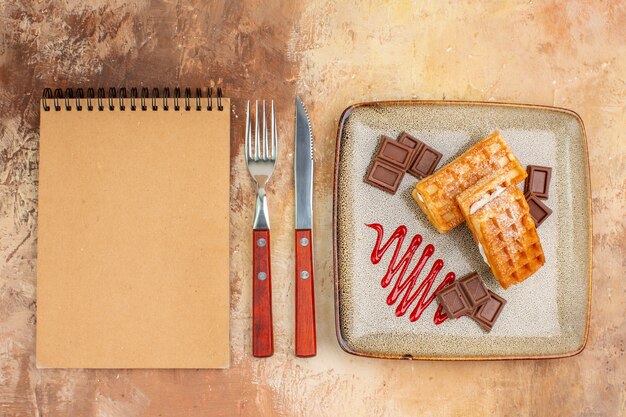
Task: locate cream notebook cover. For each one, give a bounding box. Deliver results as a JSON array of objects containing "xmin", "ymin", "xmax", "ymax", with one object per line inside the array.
[{"xmin": 37, "ymin": 89, "xmax": 230, "ymax": 368}]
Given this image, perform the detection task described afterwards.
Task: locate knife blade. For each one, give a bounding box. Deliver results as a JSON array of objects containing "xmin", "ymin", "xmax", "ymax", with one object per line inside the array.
[
  {"xmin": 294, "ymin": 96, "xmax": 317, "ymax": 357},
  {"xmin": 295, "ymin": 97, "xmax": 313, "ymax": 229}
]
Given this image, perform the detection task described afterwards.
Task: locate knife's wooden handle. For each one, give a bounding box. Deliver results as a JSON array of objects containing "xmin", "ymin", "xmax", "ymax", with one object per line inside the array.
[
  {"xmin": 253, "ymin": 229, "xmax": 273, "ymax": 357},
  {"xmin": 295, "ymin": 229, "xmax": 317, "ymax": 357}
]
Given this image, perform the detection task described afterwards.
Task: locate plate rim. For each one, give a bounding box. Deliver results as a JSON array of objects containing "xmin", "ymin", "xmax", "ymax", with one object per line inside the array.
[{"xmin": 332, "ymin": 99, "xmax": 593, "ymax": 361}]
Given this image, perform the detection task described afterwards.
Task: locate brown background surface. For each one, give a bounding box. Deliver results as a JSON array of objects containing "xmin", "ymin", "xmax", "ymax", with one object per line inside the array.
[{"xmin": 0, "ymin": 1, "xmax": 624, "ymax": 416}]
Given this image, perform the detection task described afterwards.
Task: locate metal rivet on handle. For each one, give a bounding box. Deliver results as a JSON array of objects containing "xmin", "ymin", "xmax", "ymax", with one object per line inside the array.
[
  {"xmin": 300, "ymin": 237, "xmax": 309, "ymax": 246},
  {"xmin": 300, "ymin": 270, "xmax": 309, "ymax": 279},
  {"xmin": 257, "ymin": 238, "xmax": 266, "ymax": 247},
  {"xmin": 258, "ymin": 272, "xmax": 267, "ymax": 280}
]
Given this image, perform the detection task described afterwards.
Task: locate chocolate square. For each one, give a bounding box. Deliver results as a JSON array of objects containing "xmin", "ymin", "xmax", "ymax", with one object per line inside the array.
[
  {"xmin": 457, "ymin": 272, "xmax": 490, "ymax": 308},
  {"xmin": 376, "ymin": 136, "xmax": 415, "ymax": 170},
  {"xmin": 436, "ymin": 284, "xmax": 471, "ymax": 319},
  {"xmin": 408, "ymin": 145, "xmax": 442, "ymax": 179},
  {"xmin": 470, "ymin": 290, "xmax": 507, "ymax": 332},
  {"xmin": 397, "ymin": 132, "xmax": 425, "ymax": 165},
  {"xmin": 364, "ymin": 160, "xmax": 405, "ymax": 194},
  {"xmin": 524, "ymin": 165, "xmax": 552, "ymax": 199},
  {"xmin": 525, "ymin": 192, "xmax": 553, "ymax": 227}
]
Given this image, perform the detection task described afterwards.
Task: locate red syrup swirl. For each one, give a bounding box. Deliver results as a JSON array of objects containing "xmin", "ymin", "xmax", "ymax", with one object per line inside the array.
[{"xmin": 367, "ymin": 223, "xmax": 456, "ymax": 324}]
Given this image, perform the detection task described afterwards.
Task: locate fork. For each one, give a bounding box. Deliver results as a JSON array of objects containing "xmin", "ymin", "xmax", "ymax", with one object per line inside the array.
[{"xmin": 245, "ymin": 100, "xmax": 277, "ymax": 358}]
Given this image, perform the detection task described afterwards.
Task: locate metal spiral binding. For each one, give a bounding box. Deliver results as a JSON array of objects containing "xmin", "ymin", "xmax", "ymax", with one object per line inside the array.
[
  {"xmin": 195, "ymin": 88, "xmax": 202, "ymax": 111},
  {"xmin": 42, "ymin": 87, "xmax": 226, "ymax": 111},
  {"xmin": 119, "ymin": 87, "xmax": 127, "ymax": 111},
  {"xmin": 130, "ymin": 88, "xmax": 138, "ymax": 111},
  {"xmin": 108, "ymin": 88, "xmax": 116, "ymax": 111},
  {"xmin": 64, "ymin": 88, "xmax": 73, "ymax": 110},
  {"xmin": 97, "ymin": 88, "xmax": 105, "ymax": 111},
  {"xmin": 174, "ymin": 87, "xmax": 181, "ymax": 111},
  {"xmin": 163, "ymin": 87, "xmax": 170, "ymax": 111},
  {"xmin": 152, "ymin": 88, "xmax": 159, "ymax": 111},
  {"xmin": 75, "ymin": 88, "xmax": 84, "ymax": 111},
  {"xmin": 141, "ymin": 87, "xmax": 148, "ymax": 111},
  {"xmin": 54, "ymin": 88, "xmax": 62, "ymax": 111},
  {"xmin": 185, "ymin": 88, "xmax": 191, "ymax": 111}
]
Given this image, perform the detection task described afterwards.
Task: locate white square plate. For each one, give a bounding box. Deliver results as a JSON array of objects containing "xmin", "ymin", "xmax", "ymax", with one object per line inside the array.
[{"xmin": 333, "ymin": 101, "xmax": 591, "ymax": 360}]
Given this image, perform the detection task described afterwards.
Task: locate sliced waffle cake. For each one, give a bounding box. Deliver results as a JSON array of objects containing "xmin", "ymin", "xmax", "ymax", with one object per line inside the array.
[
  {"xmin": 412, "ymin": 131, "xmax": 526, "ymax": 233},
  {"xmin": 457, "ymin": 183, "xmax": 545, "ymax": 289}
]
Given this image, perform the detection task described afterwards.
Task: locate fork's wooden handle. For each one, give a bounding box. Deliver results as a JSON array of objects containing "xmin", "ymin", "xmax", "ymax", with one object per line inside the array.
[
  {"xmin": 295, "ymin": 229, "xmax": 317, "ymax": 357},
  {"xmin": 253, "ymin": 229, "xmax": 274, "ymax": 357}
]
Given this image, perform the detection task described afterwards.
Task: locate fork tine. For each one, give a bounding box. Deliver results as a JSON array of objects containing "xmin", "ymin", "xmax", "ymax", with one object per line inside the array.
[
  {"xmin": 245, "ymin": 100, "xmax": 251, "ymax": 160},
  {"xmin": 254, "ymin": 100, "xmax": 260, "ymax": 161},
  {"xmin": 271, "ymin": 100, "xmax": 277, "ymax": 160},
  {"xmin": 263, "ymin": 100, "xmax": 269, "ymax": 160}
]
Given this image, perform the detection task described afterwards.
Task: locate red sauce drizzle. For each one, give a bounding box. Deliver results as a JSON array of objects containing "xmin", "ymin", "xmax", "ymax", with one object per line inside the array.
[{"xmin": 367, "ymin": 223, "xmax": 456, "ymax": 324}]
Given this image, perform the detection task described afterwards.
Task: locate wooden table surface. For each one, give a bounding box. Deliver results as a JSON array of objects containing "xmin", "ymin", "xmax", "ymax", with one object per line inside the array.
[{"xmin": 1, "ymin": 1, "xmax": 624, "ymax": 416}]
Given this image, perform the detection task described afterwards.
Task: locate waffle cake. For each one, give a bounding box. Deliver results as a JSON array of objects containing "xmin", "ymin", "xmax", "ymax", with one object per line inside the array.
[
  {"xmin": 456, "ymin": 164, "xmax": 528, "ymax": 219},
  {"xmin": 457, "ymin": 183, "xmax": 545, "ymax": 289},
  {"xmin": 412, "ymin": 131, "xmax": 526, "ymax": 233}
]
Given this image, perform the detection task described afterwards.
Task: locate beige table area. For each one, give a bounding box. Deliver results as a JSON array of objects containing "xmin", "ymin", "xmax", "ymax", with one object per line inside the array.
[{"xmin": 0, "ymin": 1, "xmax": 623, "ymax": 416}]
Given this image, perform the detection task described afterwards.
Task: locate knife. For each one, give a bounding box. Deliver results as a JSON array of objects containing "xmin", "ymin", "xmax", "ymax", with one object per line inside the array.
[{"xmin": 294, "ymin": 96, "xmax": 317, "ymax": 357}]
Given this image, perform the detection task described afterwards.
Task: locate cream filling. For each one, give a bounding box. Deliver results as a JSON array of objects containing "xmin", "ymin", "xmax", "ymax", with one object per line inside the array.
[
  {"xmin": 478, "ymin": 243, "xmax": 490, "ymax": 266},
  {"xmin": 470, "ymin": 186, "xmax": 505, "ymax": 215},
  {"xmin": 417, "ymin": 193, "xmax": 424, "ymax": 202}
]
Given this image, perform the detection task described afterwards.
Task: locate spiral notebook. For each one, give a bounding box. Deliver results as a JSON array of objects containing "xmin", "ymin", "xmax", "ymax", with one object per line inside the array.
[{"xmin": 36, "ymin": 87, "xmax": 230, "ymax": 368}]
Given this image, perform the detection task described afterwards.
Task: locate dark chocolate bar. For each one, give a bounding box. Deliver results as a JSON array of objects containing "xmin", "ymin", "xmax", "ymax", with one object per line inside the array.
[
  {"xmin": 408, "ymin": 144, "xmax": 442, "ymax": 179},
  {"xmin": 436, "ymin": 284, "xmax": 471, "ymax": 319},
  {"xmin": 376, "ymin": 136, "xmax": 415, "ymax": 170},
  {"xmin": 469, "ymin": 290, "xmax": 507, "ymax": 332},
  {"xmin": 397, "ymin": 132, "xmax": 425, "ymax": 166},
  {"xmin": 364, "ymin": 160, "xmax": 405, "ymax": 194},
  {"xmin": 525, "ymin": 192, "xmax": 552, "ymax": 227},
  {"xmin": 524, "ymin": 165, "xmax": 552, "ymax": 199},
  {"xmin": 457, "ymin": 272, "xmax": 490, "ymax": 308}
]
